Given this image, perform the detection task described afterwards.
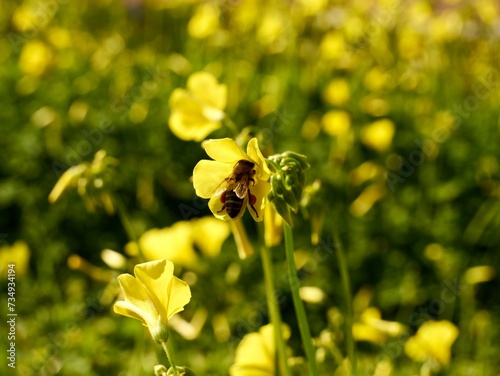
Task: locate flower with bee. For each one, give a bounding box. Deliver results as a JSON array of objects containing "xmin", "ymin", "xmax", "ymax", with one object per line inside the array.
[{"xmin": 193, "ymin": 138, "xmax": 271, "ymax": 221}]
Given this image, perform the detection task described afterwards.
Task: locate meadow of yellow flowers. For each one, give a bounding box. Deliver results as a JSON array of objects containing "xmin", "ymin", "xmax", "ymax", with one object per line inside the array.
[{"xmin": 1, "ymin": 0, "xmax": 499, "ymax": 375}]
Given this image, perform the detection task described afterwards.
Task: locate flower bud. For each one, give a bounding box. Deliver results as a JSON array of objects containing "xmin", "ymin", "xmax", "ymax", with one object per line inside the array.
[{"xmin": 267, "ymin": 152, "xmax": 309, "ymax": 227}]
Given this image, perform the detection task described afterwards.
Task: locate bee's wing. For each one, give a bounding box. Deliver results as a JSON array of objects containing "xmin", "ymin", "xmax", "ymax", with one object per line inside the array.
[
  {"xmin": 214, "ymin": 176, "xmax": 234, "ymax": 196},
  {"xmin": 234, "ymin": 181, "xmax": 248, "ymax": 199}
]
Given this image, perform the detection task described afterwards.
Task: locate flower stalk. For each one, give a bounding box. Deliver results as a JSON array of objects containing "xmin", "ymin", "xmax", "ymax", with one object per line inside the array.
[
  {"xmin": 161, "ymin": 340, "xmax": 179, "ymax": 376},
  {"xmin": 259, "ymin": 239, "xmax": 291, "ymax": 376},
  {"xmin": 333, "ymin": 229, "xmax": 357, "ymax": 374},
  {"xmin": 284, "ymin": 222, "xmax": 319, "ymax": 376}
]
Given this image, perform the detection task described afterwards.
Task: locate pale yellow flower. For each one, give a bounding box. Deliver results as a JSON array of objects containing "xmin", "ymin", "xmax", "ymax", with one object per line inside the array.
[
  {"xmin": 360, "ymin": 119, "xmax": 395, "ymax": 152},
  {"xmin": 405, "ymin": 320, "xmax": 458, "ymax": 366},
  {"xmin": 139, "ymin": 223, "xmax": 198, "ymax": 268},
  {"xmin": 168, "ymin": 72, "xmax": 227, "ymax": 141},
  {"xmin": 190, "ymin": 217, "xmax": 230, "ymax": 257},
  {"xmin": 114, "ymin": 260, "xmax": 191, "ymax": 343},
  {"xmin": 230, "ymin": 324, "xmax": 290, "ymax": 376},
  {"xmin": 19, "ymin": 40, "xmax": 53, "ymax": 77},
  {"xmin": 187, "ymin": 3, "xmax": 220, "ymax": 39},
  {"xmin": 322, "ymin": 110, "xmax": 351, "ymax": 137},
  {"xmin": 0, "ymin": 241, "xmax": 31, "ymax": 278},
  {"xmin": 193, "ymin": 138, "xmax": 271, "ymax": 222},
  {"xmin": 139, "ymin": 218, "xmax": 231, "ymax": 266},
  {"xmin": 353, "ymin": 307, "xmax": 405, "ymax": 344},
  {"xmin": 322, "ymin": 79, "xmax": 350, "ymax": 107}
]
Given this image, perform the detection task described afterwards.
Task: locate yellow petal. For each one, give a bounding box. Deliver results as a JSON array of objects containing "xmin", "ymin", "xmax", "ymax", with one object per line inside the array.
[
  {"xmin": 134, "ymin": 260, "xmax": 173, "ymax": 320},
  {"xmin": 187, "ymin": 72, "xmax": 227, "ymax": 110},
  {"xmin": 193, "ymin": 160, "xmax": 234, "ymax": 198},
  {"xmin": 230, "ymin": 326, "xmax": 275, "ymax": 376},
  {"xmin": 360, "ymin": 119, "xmax": 395, "ymax": 152},
  {"xmin": 48, "ymin": 164, "xmax": 87, "ymax": 203},
  {"xmin": 230, "ymin": 324, "xmax": 290, "ymax": 376},
  {"xmin": 115, "ymin": 273, "xmax": 158, "ymax": 326},
  {"xmin": 248, "ymin": 181, "xmax": 271, "ymax": 222},
  {"xmin": 246, "ymin": 137, "xmax": 270, "ymax": 181},
  {"xmin": 169, "ymin": 112, "xmax": 221, "ymax": 142},
  {"xmin": 139, "ymin": 225, "xmax": 198, "ymax": 268},
  {"xmin": 168, "ymin": 88, "xmax": 222, "ymax": 141},
  {"xmin": 191, "ymin": 217, "xmax": 230, "ymax": 257},
  {"xmin": 113, "ymin": 300, "xmax": 151, "ymax": 326},
  {"xmin": 405, "ymin": 320, "xmax": 458, "ymax": 365},
  {"xmin": 202, "ymin": 138, "xmax": 249, "ymax": 163},
  {"xmin": 165, "ymin": 275, "xmax": 192, "ymax": 318}
]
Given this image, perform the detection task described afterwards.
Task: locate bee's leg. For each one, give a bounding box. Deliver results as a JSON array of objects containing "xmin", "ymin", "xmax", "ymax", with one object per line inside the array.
[
  {"xmin": 217, "ymin": 191, "xmax": 227, "ymax": 214},
  {"xmin": 248, "ymin": 191, "xmax": 258, "ymax": 218},
  {"xmin": 249, "ymin": 177, "xmax": 255, "ymax": 186}
]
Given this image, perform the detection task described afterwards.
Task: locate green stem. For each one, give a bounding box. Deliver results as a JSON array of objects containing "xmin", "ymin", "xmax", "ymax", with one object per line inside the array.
[
  {"xmin": 333, "ymin": 229, "xmax": 356, "ymax": 374},
  {"xmin": 283, "ymin": 223, "xmax": 319, "ymax": 376},
  {"xmin": 161, "ymin": 341, "xmax": 179, "ymax": 376},
  {"xmin": 259, "ymin": 243, "xmax": 292, "ymax": 376}
]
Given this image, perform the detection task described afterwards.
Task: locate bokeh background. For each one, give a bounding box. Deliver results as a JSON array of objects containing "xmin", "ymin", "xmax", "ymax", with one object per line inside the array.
[{"xmin": 1, "ymin": 0, "xmax": 500, "ymax": 375}]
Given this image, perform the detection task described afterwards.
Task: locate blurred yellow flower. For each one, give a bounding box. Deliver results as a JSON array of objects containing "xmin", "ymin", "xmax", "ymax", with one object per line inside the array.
[
  {"xmin": 230, "ymin": 324, "xmax": 290, "ymax": 376},
  {"xmin": 257, "ymin": 11, "xmax": 284, "ymax": 47},
  {"xmin": 168, "ymin": 72, "xmax": 227, "ymax": 141},
  {"xmin": 353, "ymin": 307, "xmax": 405, "ymax": 344},
  {"xmin": 140, "ymin": 223, "xmax": 197, "ymax": 268},
  {"xmin": 322, "ymin": 110, "xmax": 351, "ymax": 137},
  {"xmin": 188, "ymin": 3, "xmax": 220, "ymax": 39},
  {"xmin": 360, "ymin": 119, "xmax": 395, "ymax": 152},
  {"xmin": 19, "ymin": 40, "xmax": 53, "ymax": 77},
  {"xmin": 191, "ymin": 217, "xmax": 231, "ymax": 257},
  {"xmin": 349, "ymin": 184, "xmax": 386, "ymax": 217},
  {"xmin": 294, "ymin": 0, "xmax": 327, "ymax": 17},
  {"xmin": 464, "ymin": 265, "xmax": 496, "ymax": 285},
  {"xmin": 12, "ymin": 6, "xmax": 35, "ymax": 32},
  {"xmin": 0, "ymin": 241, "xmax": 31, "ymax": 278},
  {"xmin": 349, "ymin": 161, "xmax": 383, "ymax": 186},
  {"xmin": 138, "ymin": 218, "xmax": 231, "ymax": 267},
  {"xmin": 322, "ymin": 79, "xmax": 350, "ymax": 107},
  {"xmin": 193, "ymin": 138, "xmax": 271, "ymax": 222},
  {"xmin": 320, "ymin": 31, "xmax": 346, "ymax": 60},
  {"xmin": 114, "ymin": 260, "xmax": 191, "ymax": 343},
  {"xmin": 263, "ymin": 200, "xmax": 283, "ymax": 247},
  {"xmin": 364, "ymin": 67, "xmax": 390, "ymax": 92},
  {"xmin": 405, "ymin": 320, "xmax": 458, "ymax": 366}
]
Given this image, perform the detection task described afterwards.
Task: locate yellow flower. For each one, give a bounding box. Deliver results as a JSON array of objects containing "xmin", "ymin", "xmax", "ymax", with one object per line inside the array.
[
  {"xmin": 138, "ymin": 218, "xmax": 231, "ymax": 267},
  {"xmin": 187, "ymin": 3, "xmax": 220, "ymax": 39},
  {"xmin": 139, "ymin": 223, "xmax": 198, "ymax": 268},
  {"xmin": 360, "ymin": 119, "xmax": 395, "ymax": 152},
  {"xmin": 168, "ymin": 72, "xmax": 227, "ymax": 142},
  {"xmin": 322, "ymin": 79, "xmax": 350, "ymax": 107},
  {"xmin": 405, "ymin": 320, "xmax": 458, "ymax": 366},
  {"xmin": 19, "ymin": 40, "xmax": 53, "ymax": 77},
  {"xmin": 353, "ymin": 307, "xmax": 405, "ymax": 344},
  {"xmin": 191, "ymin": 217, "xmax": 231, "ymax": 257},
  {"xmin": 0, "ymin": 241, "xmax": 31, "ymax": 278},
  {"xmin": 230, "ymin": 324, "xmax": 290, "ymax": 376},
  {"xmin": 114, "ymin": 260, "xmax": 191, "ymax": 343},
  {"xmin": 193, "ymin": 138, "xmax": 271, "ymax": 222},
  {"xmin": 322, "ymin": 110, "xmax": 351, "ymax": 137}
]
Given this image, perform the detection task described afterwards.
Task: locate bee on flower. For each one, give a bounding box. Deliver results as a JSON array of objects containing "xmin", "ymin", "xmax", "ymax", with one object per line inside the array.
[{"xmin": 192, "ymin": 138, "xmax": 271, "ymax": 222}]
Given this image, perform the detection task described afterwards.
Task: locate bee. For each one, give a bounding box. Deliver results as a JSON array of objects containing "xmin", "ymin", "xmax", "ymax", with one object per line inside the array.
[{"xmin": 217, "ymin": 159, "xmax": 259, "ymax": 218}]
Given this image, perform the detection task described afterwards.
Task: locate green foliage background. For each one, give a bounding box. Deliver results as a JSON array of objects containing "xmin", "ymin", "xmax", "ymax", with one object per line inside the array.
[{"xmin": 1, "ymin": 0, "xmax": 499, "ymax": 375}]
